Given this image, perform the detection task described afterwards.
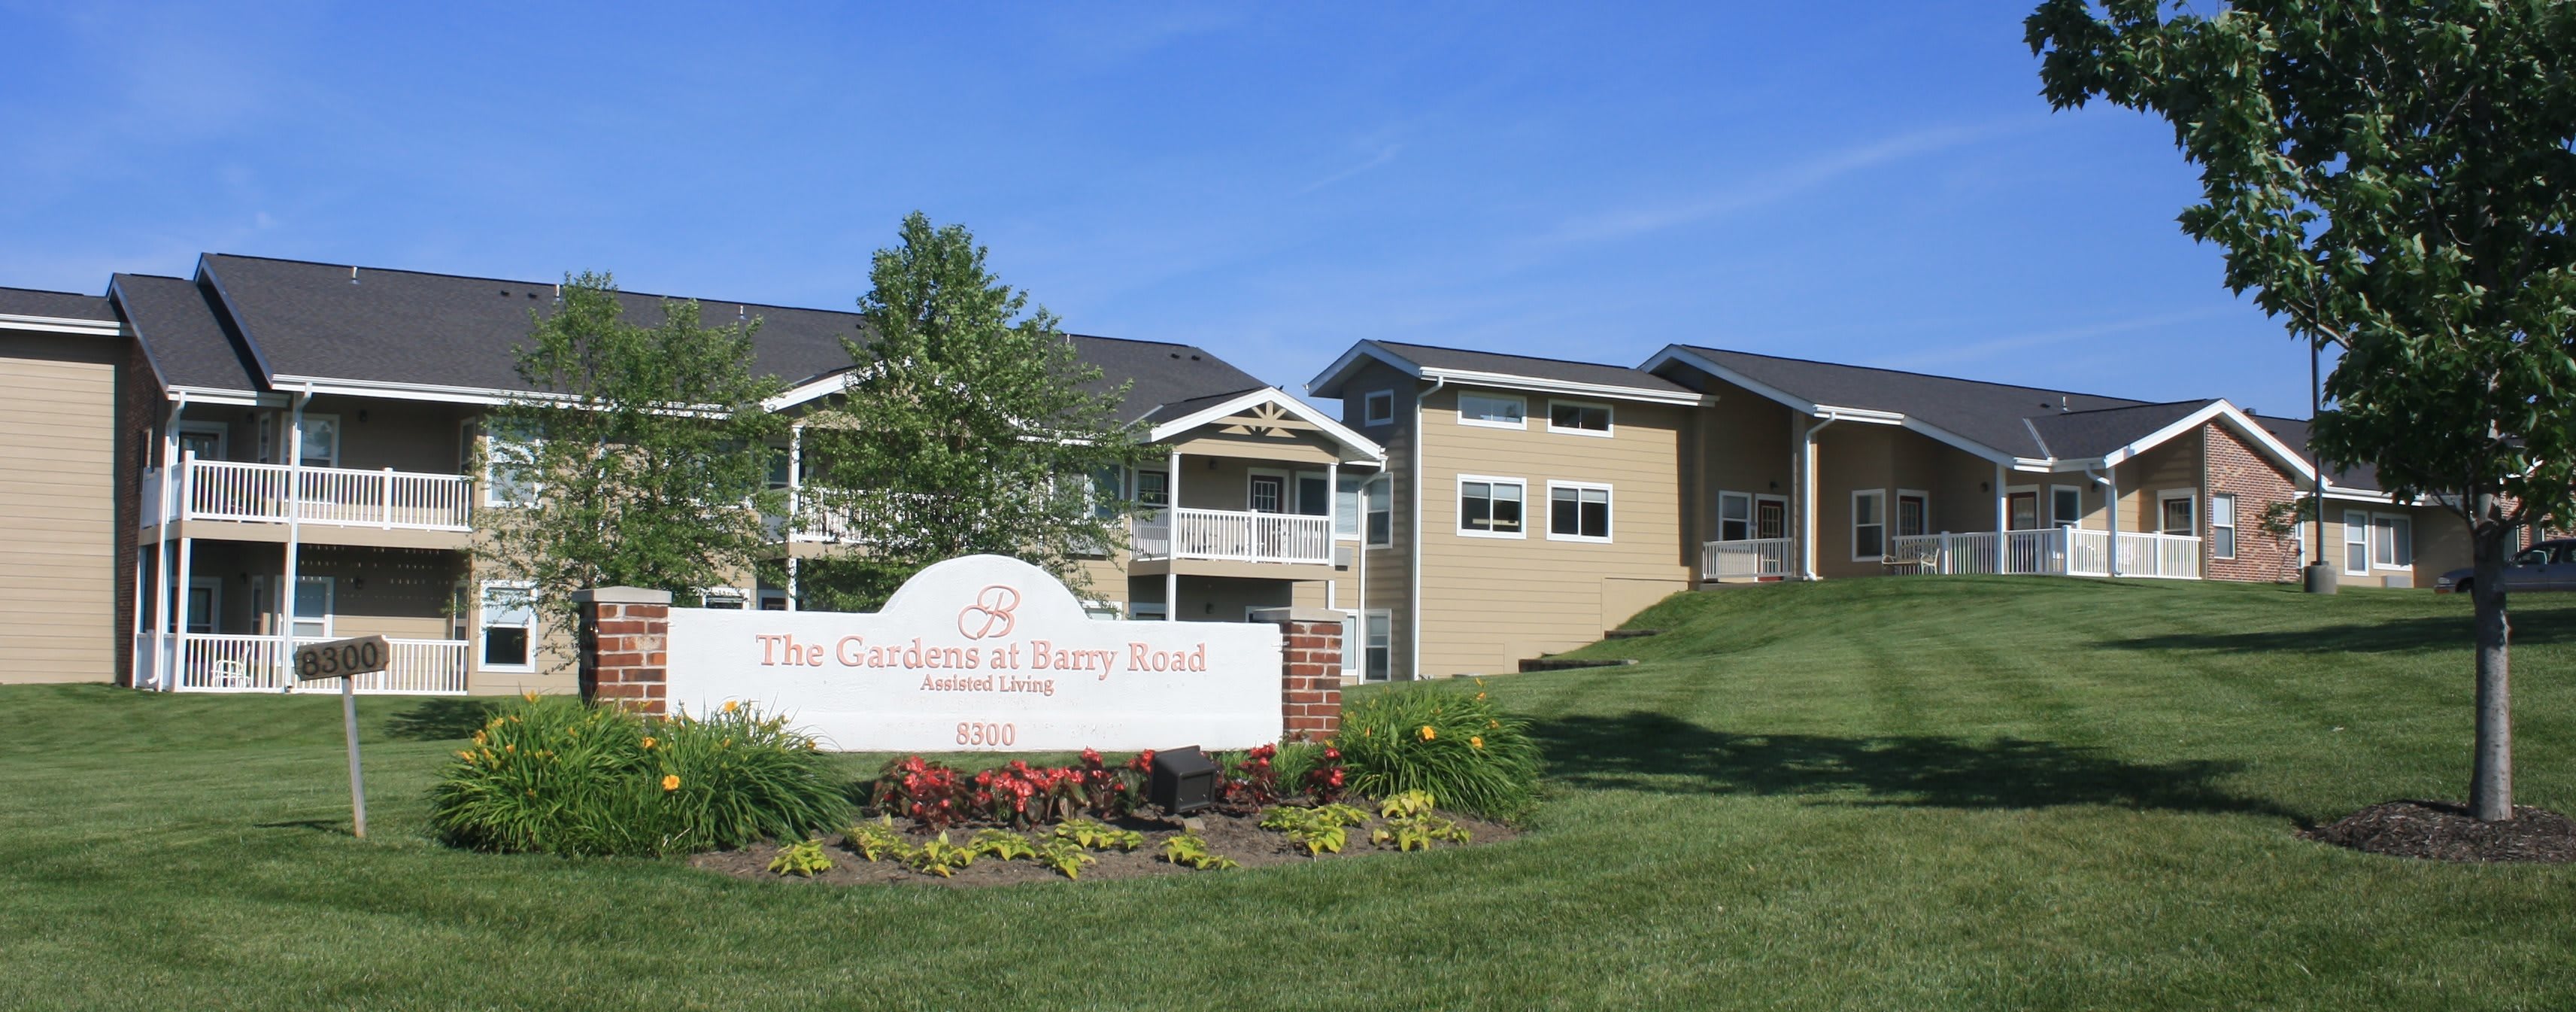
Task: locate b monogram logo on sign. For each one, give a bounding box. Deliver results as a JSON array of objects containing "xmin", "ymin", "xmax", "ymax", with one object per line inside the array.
[{"xmin": 957, "ymin": 585, "xmax": 1021, "ymax": 640}]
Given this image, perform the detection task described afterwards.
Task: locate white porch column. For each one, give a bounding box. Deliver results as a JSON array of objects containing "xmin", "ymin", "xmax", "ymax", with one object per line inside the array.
[
  {"xmin": 144, "ymin": 400, "xmax": 182, "ymax": 689},
  {"xmin": 171, "ymin": 535, "xmax": 195, "ymax": 691},
  {"xmin": 281, "ymin": 394, "xmax": 308, "ymax": 681},
  {"xmin": 1992, "ymin": 463, "xmax": 2007, "ymax": 573},
  {"xmin": 1164, "ymin": 447, "xmax": 1181, "ymax": 621},
  {"xmin": 785, "ymin": 424, "xmax": 803, "ymax": 612},
  {"xmin": 2105, "ymin": 465, "xmax": 2122, "ymax": 578},
  {"xmin": 1798, "ymin": 418, "xmax": 1832, "ymax": 580}
]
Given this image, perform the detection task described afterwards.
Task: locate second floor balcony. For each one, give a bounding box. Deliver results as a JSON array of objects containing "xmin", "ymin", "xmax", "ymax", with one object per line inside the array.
[
  {"xmin": 143, "ymin": 457, "xmax": 475, "ymax": 533},
  {"xmin": 1132, "ymin": 507, "xmax": 1335, "ymax": 567}
]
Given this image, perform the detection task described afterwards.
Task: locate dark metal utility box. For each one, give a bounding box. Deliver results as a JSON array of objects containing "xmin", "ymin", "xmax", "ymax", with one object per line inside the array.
[{"xmin": 1149, "ymin": 746, "xmax": 1218, "ymax": 814}]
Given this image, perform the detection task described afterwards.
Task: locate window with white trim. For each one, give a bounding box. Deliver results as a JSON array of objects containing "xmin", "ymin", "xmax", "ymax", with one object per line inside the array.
[
  {"xmin": 1546, "ymin": 400, "xmax": 1611, "ymax": 436},
  {"xmin": 1458, "ymin": 476, "xmax": 1525, "ymax": 537},
  {"xmin": 478, "ymin": 582, "xmax": 536, "ymax": 671},
  {"xmin": 484, "ymin": 420, "xmax": 542, "ymax": 507},
  {"xmin": 1365, "ymin": 473, "xmax": 1391, "ymax": 546},
  {"xmin": 1336, "ymin": 473, "xmax": 1364, "ymax": 539},
  {"xmin": 2209, "ymin": 494, "xmax": 2238, "ymax": 559},
  {"xmin": 1364, "ymin": 610, "xmax": 1392, "ymax": 682},
  {"xmin": 2050, "ymin": 485, "xmax": 2083, "ymax": 528},
  {"xmin": 1547, "ymin": 482, "xmax": 1612, "ymax": 542},
  {"xmin": 289, "ymin": 576, "xmax": 332, "ymax": 639},
  {"xmin": 1852, "ymin": 490, "xmax": 1886, "ymax": 561},
  {"xmin": 1133, "ymin": 469, "xmax": 1170, "ymax": 507},
  {"xmin": 1361, "ymin": 391, "xmax": 1394, "ymax": 426},
  {"xmin": 1717, "ymin": 491, "xmax": 1752, "ymax": 542},
  {"xmin": 757, "ymin": 588, "xmax": 790, "ymax": 611},
  {"xmin": 2342, "ymin": 510, "xmax": 2370, "ymax": 575},
  {"xmin": 698, "ymin": 588, "xmax": 748, "ymax": 609},
  {"xmin": 1456, "ymin": 393, "xmax": 1526, "ymax": 429},
  {"xmin": 2374, "ymin": 513, "xmax": 2414, "ymax": 568},
  {"xmin": 2159, "ymin": 491, "xmax": 2196, "ymax": 536}
]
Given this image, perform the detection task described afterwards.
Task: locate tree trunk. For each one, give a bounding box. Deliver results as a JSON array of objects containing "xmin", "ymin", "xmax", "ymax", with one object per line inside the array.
[{"xmin": 2468, "ymin": 519, "xmax": 2514, "ymax": 822}]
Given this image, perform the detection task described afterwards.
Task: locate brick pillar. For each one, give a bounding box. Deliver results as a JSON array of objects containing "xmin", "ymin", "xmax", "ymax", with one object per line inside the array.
[
  {"xmin": 574, "ymin": 587, "xmax": 671, "ymax": 713},
  {"xmin": 1252, "ymin": 606, "xmax": 1343, "ymax": 743}
]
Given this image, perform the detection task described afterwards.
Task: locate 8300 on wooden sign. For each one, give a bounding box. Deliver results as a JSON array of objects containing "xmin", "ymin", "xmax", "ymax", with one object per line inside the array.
[{"xmin": 295, "ymin": 634, "xmax": 392, "ymax": 682}]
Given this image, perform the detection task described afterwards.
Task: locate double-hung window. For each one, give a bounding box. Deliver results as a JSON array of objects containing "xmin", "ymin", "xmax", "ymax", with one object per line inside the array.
[
  {"xmin": 2050, "ymin": 485, "xmax": 2083, "ymax": 527},
  {"xmin": 1364, "ymin": 610, "xmax": 1392, "ymax": 681},
  {"xmin": 2373, "ymin": 514, "xmax": 2414, "ymax": 568},
  {"xmin": 2342, "ymin": 510, "xmax": 2371, "ymax": 575},
  {"xmin": 1456, "ymin": 393, "xmax": 1526, "ymax": 429},
  {"xmin": 479, "ymin": 582, "xmax": 536, "ymax": 671},
  {"xmin": 484, "ymin": 420, "xmax": 542, "ymax": 507},
  {"xmin": 1717, "ymin": 491, "xmax": 1752, "ymax": 542},
  {"xmin": 1458, "ymin": 476, "xmax": 1525, "ymax": 537},
  {"xmin": 1365, "ymin": 473, "xmax": 1391, "ymax": 546},
  {"xmin": 2209, "ymin": 494, "xmax": 2238, "ymax": 559},
  {"xmin": 1548, "ymin": 482, "xmax": 1612, "ymax": 542},
  {"xmin": 1133, "ymin": 469, "xmax": 1170, "ymax": 508},
  {"xmin": 1852, "ymin": 490, "xmax": 1886, "ymax": 561}
]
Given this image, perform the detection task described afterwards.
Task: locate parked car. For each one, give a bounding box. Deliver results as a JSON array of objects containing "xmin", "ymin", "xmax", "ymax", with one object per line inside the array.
[{"xmin": 2434, "ymin": 539, "xmax": 2576, "ymax": 594}]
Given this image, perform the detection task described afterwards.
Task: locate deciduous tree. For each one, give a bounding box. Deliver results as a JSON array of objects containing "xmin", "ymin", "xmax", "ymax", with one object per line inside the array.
[
  {"xmin": 2029, "ymin": 0, "xmax": 2576, "ymax": 819},
  {"xmin": 793, "ymin": 214, "xmax": 1148, "ymax": 609},
  {"xmin": 477, "ymin": 273, "xmax": 787, "ymax": 661}
]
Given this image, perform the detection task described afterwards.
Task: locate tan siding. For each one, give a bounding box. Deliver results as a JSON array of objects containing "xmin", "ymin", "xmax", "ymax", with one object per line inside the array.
[
  {"xmin": 0, "ymin": 330, "xmax": 120, "ymax": 684},
  {"xmin": 1413, "ymin": 385, "xmax": 1689, "ymax": 676}
]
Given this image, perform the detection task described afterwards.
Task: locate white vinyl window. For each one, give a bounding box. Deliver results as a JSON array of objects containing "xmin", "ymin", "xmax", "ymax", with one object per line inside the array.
[
  {"xmin": 1365, "ymin": 473, "xmax": 1392, "ymax": 546},
  {"xmin": 478, "ymin": 582, "xmax": 536, "ymax": 672},
  {"xmin": 1458, "ymin": 476, "xmax": 1526, "ymax": 537},
  {"xmin": 2343, "ymin": 510, "xmax": 2371, "ymax": 576},
  {"xmin": 2374, "ymin": 513, "xmax": 2414, "ymax": 569},
  {"xmin": 1364, "ymin": 610, "xmax": 1392, "ymax": 682},
  {"xmin": 1546, "ymin": 400, "xmax": 1613, "ymax": 436},
  {"xmin": 1133, "ymin": 469, "xmax": 1170, "ymax": 507},
  {"xmin": 1456, "ymin": 393, "xmax": 1527, "ymax": 430},
  {"xmin": 484, "ymin": 421, "xmax": 542, "ymax": 507},
  {"xmin": 1361, "ymin": 391, "xmax": 1394, "ymax": 427},
  {"xmin": 290, "ymin": 576, "xmax": 332, "ymax": 639},
  {"xmin": 1547, "ymin": 482, "xmax": 1613, "ymax": 542},
  {"xmin": 2050, "ymin": 485, "xmax": 2083, "ymax": 528},
  {"xmin": 2210, "ymin": 494, "xmax": 2238, "ymax": 559},
  {"xmin": 1717, "ymin": 491, "xmax": 1752, "ymax": 542},
  {"xmin": 698, "ymin": 588, "xmax": 748, "ymax": 610},
  {"xmin": 1852, "ymin": 490, "xmax": 1886, "ymax": 561},
  {"xmin": 1336, "ymin": 473, "xmax": 1364, "ymax": 539}
]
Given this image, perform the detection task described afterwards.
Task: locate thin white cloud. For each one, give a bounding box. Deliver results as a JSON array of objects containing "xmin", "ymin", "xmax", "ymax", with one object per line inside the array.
[
  {"xmin": 1538, "ymin": 117, "xmax": 2041, "ymax": 248},
  {"xmin": 1294, "ymin": 144, "xmax": 1402, "ymax": 195},
  {"xmin": 1872, "ymin": 307, "xmax": 2235, "ymax": 371}
]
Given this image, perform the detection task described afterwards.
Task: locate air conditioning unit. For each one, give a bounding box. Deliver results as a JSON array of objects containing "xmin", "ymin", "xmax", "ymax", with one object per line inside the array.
[{"xmin": 1333, "ymin": 545, "xmax": 1355, "ymax": 569}]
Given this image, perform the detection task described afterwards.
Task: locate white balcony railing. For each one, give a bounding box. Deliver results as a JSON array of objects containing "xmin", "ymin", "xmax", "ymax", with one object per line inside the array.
[
  {"xmin": 1701, "ymin": 537, "xmax": 1794, "ymax": 580},
  {"xmin": 144, "ymin": 458, "xmax": 475, "ymax": 532},
  {"xmin": 1132, "ymin": 508, "xmax": 1334, "ymax": 566},
  {"xmin": 135, "ymin": 633, "xmax": 471, "ymax": 694},
  {"xmin": 1889, "ymin": 528, "xmax": 2201, "ymax": 580}
]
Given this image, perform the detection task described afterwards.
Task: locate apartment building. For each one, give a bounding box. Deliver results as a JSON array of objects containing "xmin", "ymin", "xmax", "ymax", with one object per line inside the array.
[
  {"xmin": 1312, "ymin": 340, "xmax": 2468, "ymax": 680},
  {"xmin": 20, "ymin": 253, "xmax": 1382, "ymax": 695}
]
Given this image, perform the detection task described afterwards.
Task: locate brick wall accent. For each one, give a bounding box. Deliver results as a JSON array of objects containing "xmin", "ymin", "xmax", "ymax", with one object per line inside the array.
[
  {"xmin": 2203, "ymin": 422, "xmax": 2305, "ymax": 583},
  {"xmin": 575, "ymin": 587, "xmax": 670, "ymax": 713},
  {"xmin": 1254, "ymin": 606, "xmax": 1344, "ymax": 742}
]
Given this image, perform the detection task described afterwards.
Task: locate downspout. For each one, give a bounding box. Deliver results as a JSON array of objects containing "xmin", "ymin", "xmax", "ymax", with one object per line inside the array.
[
  {"xmin": 1410, "ymin": 375, "xmax": 1441, "ymax": 680},
  {"xmin": 1799, "ymin": 415, "xmax": 1837, "ymax": 580}
]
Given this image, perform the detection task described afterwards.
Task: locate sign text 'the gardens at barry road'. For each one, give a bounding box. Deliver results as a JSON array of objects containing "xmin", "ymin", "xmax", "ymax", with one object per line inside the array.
[{"xmin": 663, "ymin": 555, "xmax": 1282, "ymax": 752}]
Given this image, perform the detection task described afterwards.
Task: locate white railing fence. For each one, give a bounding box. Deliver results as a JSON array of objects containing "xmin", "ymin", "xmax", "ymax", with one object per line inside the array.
[
  {"xmin": 1889, "ymin": 528, "xmax": 2200, "ymax": 580},
  {"xmin": 1133, "ymin": 509, "xmax": 1334, "ymax": 565},
  {"xmin": 147, "ymin": 459, "xmax": 473, "ymax": 531},
  {"xmin": 148, "ymin": 633, "xmax": 471, "ymax": 694},
  {"xmin": 1701, "ymin": 537, "xmax": 1794, "ymax": 579}
]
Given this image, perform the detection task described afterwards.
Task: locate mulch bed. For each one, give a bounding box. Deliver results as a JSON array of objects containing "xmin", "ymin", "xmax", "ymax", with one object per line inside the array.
[
  {"xmin": 690, "ymin": 807, "xmax": 1519, "ymax": 888},
  {"xmin": 2301, "ymin": 800, "xmax": 2576, "ymax": 863}
]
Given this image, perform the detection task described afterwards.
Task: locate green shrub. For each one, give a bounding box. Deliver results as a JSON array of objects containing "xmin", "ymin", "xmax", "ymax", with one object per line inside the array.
[
  {"xmin": 1337, "ymin": 682, "xmax": 1540, "ymax": 822},
  {"xmin": 428, "ymin": 695, "xmax": 846, "ymax": 857}
]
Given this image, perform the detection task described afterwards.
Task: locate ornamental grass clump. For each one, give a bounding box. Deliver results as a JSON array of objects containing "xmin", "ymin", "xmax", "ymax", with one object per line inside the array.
[
  {"xmin": 429, "ymin": 695, "xmax": 845, "ymax": 858},
  {"xmin": 1337, "ymin": 682, "xmax": 1540, "ymax": 822}
]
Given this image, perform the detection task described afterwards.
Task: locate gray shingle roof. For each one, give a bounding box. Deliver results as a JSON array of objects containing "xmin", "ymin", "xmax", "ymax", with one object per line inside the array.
[
  {"xmin": 1370, "ymin": 341, "xmax": 1696, "ymax": 396},
  {"xmin": 195, "ymin": 254, "xmax": 1266, "ymax": 417},
  {"xmin": 111, "ymin": 274, "xmax": 262, "ymax": 394},
  {"xmin": 1672, "ymin": 346, "xmax": 2150, "ymax": 458},
  {"xmin": 2253, "ymin": 415, "xmax": 2380, "ymax": 492},
  {"xmin": 2024, "ymin": 400, "xmax": 2216, "ymax": 459},
  {"xmin": 0, "ymin": 286, "xmax": 114, "ymax": 323}
]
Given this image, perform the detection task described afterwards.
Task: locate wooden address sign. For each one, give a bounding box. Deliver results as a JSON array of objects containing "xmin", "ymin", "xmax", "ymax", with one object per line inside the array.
[{"xmin": 296, "ymin": 634, "xmax": 391, "ymax": 682}]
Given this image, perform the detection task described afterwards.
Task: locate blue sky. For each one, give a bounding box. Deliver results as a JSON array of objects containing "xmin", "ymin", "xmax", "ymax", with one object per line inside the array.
[{"xmin": 0, "ymin": 2, "xmax": 2320, "ymax": 415}]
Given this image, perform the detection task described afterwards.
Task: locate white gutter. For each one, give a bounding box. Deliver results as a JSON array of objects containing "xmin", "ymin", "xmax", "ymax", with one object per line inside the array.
[{"xmin": 1798, "ymin": 415, "xmax": 1837, "ymax": 580}]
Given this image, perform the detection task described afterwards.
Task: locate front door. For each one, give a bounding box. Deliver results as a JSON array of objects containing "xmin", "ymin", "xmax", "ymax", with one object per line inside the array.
[
  {"xmin": 1249, "ymin": 475, "xmax": 1285, "ymax": 514},
  {"xmin": 2007, "ymin": 492, "xmax": 2040, "ymax": 530},
  {"xmin": 184, "ymin": 578, "xmax": 221, "ymax": 634},
  {"xmin": 1755, "ymin": 498, "xmax": 1786, "ymax": 540}
]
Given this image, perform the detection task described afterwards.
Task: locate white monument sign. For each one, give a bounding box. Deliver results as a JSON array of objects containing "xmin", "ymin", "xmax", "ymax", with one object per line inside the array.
[{"xmin": 663, "ymin": 555, "xmax": 1285, "ymax": 752}]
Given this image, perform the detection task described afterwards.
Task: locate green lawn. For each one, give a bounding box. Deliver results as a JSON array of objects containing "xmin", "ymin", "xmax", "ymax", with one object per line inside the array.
[{"xmin": 5, "ymin": 577, "xmax": 2573, "ymax": 1010}]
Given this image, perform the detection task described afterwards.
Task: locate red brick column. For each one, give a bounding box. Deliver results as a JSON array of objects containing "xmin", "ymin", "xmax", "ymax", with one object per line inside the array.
[
  {"xmin": 1253, "ymin": 607, "xmax": 1343, "ymax": 743},
  {"xmin": 574, "ymin": 587, "xmax": 671, "ymax": 713}
]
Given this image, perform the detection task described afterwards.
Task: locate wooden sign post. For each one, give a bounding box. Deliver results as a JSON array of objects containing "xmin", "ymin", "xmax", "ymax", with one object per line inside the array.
[{"xmin": 295, "ymin": 634, "xmax": 390, "ymax": 840}]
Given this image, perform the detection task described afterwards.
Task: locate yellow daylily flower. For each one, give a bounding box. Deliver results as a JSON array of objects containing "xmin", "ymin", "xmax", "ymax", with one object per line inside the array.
[
  {"xmin": 1418, "ymin": 725, "xmax": 1437, "ymax": 742},
  {"xmin": 663, "ymin": 774, "xmax": 681, "ymax": 792}
]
